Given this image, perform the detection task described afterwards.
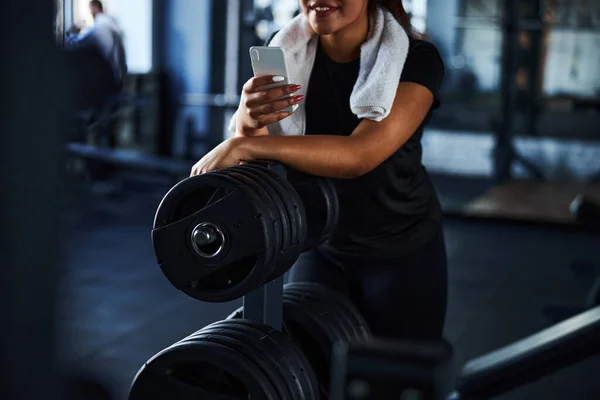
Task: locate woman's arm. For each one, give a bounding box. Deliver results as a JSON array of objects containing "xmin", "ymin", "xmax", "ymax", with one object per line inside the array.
[{"xmin": 241, "ymin": 82, "xmax": 435, "ymax": 178}]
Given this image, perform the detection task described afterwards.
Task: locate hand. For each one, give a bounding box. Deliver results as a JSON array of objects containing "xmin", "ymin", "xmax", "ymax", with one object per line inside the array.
[
  {"xmin": 237, "ymin": 75, "xmax": 305, "ymax": 134},
  {"xmin": 190, "ymin": 137, "xmax": 250, "ymax": 176}
]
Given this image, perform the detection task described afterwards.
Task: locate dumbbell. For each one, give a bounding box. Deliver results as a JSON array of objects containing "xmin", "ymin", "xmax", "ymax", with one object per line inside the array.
[{"xmin": 151, "ymin": 161, "xmax": 339, "ymax": 303}]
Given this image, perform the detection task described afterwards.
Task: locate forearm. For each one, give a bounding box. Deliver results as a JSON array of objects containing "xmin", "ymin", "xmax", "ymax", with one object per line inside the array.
[{"xmin": 242, "ymin": 134, "xmax": 362, "ymax": 179}]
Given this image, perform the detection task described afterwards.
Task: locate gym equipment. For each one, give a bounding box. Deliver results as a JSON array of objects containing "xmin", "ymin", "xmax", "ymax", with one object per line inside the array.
[
  {"xmin": 228, "ymin": 282, "xmax": 372, "ymax": 398},
  {"xmin": 286, "ymin": 169, "xmax": 339, "ymax": 252},
  {"xmin": 328, "ymin": 306, "xmax": 600, "ymax": 400},
  {"xmin": 151, "ymin": 162, "xmax": 338, "ymax": 303},
  {"xmin": 542, "ymin": 194, "xmax": 600, "ymax": 323},
  {"xmin": 132, "ymin": 163, "xmax": 345, "ymax": 399},
  {"xmin": 450, "ymin": 305, "xmax": 600, "ymax": 399},
  {"xmin": 330, "ymin": 339, "xmax": 452, "ymax": 400},
  {"xmin": 571, "ymin": 195, "xmax": 600, "ymax": 308},
  {"xmin": 129, "ymin": 319, "xmax": 318, "ymax": 400}
]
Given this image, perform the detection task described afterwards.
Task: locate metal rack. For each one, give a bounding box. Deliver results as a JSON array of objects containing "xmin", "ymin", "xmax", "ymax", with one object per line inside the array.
[{"xmin": 243, "ymin": 278, "xmax": 284, "ymax": 330}]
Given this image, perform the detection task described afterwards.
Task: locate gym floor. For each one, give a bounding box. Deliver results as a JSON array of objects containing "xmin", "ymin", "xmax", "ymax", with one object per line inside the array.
[{"xmin": 57, "ymin": 173, "xmax": 600, "ymax": 400}]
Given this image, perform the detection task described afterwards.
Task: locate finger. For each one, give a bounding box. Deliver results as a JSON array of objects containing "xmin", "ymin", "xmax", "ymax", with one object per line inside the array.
[
  {"xmin": 249, "ymin": 95, "xmax": 304, "ymax": 118},
  {"xmin": 244, "ymin": 75, "xmax": 292, "ymax": 93},
  {"xmin": 255, "ymin": 84, "xmax": 302, "ymax": 105},
  {"xmin": 256, "ymin": 111, "xmax": 294, "ymax": 127}
]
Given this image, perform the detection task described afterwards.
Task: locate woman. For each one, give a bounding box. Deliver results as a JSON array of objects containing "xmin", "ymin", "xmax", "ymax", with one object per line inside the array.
[{"xmin": 191, "ymin": 0, "xmax": 447, "ymax": 342}]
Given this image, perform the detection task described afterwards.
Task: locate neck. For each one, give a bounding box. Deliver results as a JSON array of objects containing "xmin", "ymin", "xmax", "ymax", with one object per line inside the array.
[{"xmin": 320, "ymin": 14, "xmax": 369, "ymax": 63}]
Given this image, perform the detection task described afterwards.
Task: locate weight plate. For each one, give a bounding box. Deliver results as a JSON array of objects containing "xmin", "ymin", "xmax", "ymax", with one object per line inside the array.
[
  {"xmin": 212, "ymin": 169, "xmax": 282, "ymax": 283},
  {"xmin": 259, "ymin": 166, "xmax": 308, "ymax": 252},
  {"xmin": 286, "ymin": 171, "xmax": 329, "ymax": 252},
  {"xmin": 185, "ymin": 330, "xmax": 293, "ymax": 399},
  {"xmin": 152, "ymin": 173, "xmax": 273, "ymax": 303},
  {"xmin": 319, "ymin": 178, "xmax": 339, "ymax": 243},
  {"xmin": 284, "ymin": 288, "xmax": 357, "ymax": 342},
  {"xmin": 284, "ymin": 290, "xmax": 352, "ymax": 343},
  {"xmin": 282, "ymin": 294, "xmax": 343, "ymax": 398},
  {"xmin": 285, "ymin": 282, "xmax": 371, "ymax": 340},
  {"xmin": 129, "ymin": 340, "xmax": 277, "ymax": 400},
  {"xmin": 199, "ymin": 322, "xmax": 304, "ymax": 400},
  {"xmin": 232, "ymin": 164, "xmax": 302, "ymax": 280},
  {"xmin": 210, "ymin": 319, "xmax": 320, "ymax": 400},
  {"xmin": 230, "ymin": 165, "xmax": 290, "ymax": 252}
]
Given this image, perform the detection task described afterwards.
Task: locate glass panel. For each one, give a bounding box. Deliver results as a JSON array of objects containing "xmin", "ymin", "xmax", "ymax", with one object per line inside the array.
[{"xmin": 429, "ymin": 0, "xmax": 503, "ymax": 133}]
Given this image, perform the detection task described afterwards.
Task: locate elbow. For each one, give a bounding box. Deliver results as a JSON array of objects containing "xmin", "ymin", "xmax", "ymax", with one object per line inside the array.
[
  {"xmin": 339, "ymin": 156, "xmax": 373, "ymax": 179},
  {"xmin": 336, "ymin": 141, "xmax": 375, "ymax": 179}
]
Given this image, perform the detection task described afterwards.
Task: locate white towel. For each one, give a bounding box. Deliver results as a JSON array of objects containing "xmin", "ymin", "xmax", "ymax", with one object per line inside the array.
[{"xmin": 228, "ymin": 6, "xmax": 409, "ymax": 136}]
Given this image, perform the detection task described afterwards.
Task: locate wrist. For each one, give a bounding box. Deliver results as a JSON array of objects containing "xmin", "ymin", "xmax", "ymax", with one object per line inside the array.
[{"xmin": 230, "ymin": 136, "xmax": 255, "ymax": 161}]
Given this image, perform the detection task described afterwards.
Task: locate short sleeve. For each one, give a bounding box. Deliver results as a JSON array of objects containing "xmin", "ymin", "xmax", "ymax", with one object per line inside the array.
[{"xmin": 400, "ymin": 40, "xmax": 445, "ymax": 109}]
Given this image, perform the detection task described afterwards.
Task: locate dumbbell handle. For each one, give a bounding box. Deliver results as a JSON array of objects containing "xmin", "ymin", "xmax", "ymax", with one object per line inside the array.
[{"xmin": 192, "ymin": 224, "xmax": 220, "ymax": 247}]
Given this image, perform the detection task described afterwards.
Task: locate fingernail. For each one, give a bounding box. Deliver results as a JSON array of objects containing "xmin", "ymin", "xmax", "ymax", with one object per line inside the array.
[
  {"xmin": 273, "ymin": 76, "xmax": 285, "ymax": 82},
  {"xmin": 289, "ymin": 84, "xmax": 302, "ymax": 92},
  {"xmin": 293, "ymin": 95, "xmax": 305, "ymax": 102}
]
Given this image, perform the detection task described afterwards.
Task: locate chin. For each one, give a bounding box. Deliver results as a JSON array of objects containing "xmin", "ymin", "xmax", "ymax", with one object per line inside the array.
[{"xmin": 308, "ymin": 20, "xmax": 342, "ymax": 36}]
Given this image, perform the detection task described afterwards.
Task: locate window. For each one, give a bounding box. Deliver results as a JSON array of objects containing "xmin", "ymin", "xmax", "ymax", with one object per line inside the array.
[{"xmin": 71, "ymin": 0, "xmax": 153, "ymax": 74}]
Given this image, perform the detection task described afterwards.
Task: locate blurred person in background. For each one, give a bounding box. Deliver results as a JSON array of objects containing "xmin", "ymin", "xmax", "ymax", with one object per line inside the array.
[{"xmin": 66, "ymin": 0, "xmax": 127, "ymax": 96}]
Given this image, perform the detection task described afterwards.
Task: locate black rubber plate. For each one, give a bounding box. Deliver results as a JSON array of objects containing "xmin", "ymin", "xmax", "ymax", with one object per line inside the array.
[
  {"xmin": 232, "ymin": 164, "xmax": 302, "ymax": 280},
  {"xmin": 285, "ymin": 282, "xmax": 371, "ymax": 340},
  {"xmin": 151, "ymin": 173, "xmax": 273, "ymax": 303},
  {"xmin": 212, "ymin": 169, "xmax": 282, "ymax": 288},
  {"xmin": 129, "ymin": 339, "xmax": 278, "ymax": 400}
]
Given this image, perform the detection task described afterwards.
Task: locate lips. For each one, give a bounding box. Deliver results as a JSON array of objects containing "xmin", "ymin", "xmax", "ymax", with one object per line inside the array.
[{"xmin": 309, "ymin": 2, "xmax": 340, "ymax": 18}]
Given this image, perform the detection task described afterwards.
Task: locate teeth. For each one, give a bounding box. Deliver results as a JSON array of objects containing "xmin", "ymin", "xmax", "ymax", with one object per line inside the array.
[{"xmin": 315, "ymin": 7, "xmax": 331, "ymax": 11}]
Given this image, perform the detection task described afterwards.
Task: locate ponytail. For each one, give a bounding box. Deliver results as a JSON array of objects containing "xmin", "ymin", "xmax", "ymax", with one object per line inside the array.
[{"xmin": 370, "ymin": 0, "xmax": 415, "ymax": 36}]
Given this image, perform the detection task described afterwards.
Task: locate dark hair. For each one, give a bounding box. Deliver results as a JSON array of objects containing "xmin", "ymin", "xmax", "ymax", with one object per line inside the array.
[
  {"xmin": 370, "ymin": 0, "xmax": 414, "ymax": 36},
  {"xmin": 90, "ymin": 0, "xmax": 104, "ymax": 12}
]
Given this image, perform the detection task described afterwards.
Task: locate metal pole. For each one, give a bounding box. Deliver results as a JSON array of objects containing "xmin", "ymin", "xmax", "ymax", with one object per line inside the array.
[
  {"xmin": 223, "ymin": 0, "xmax": 242, "ymax": 141},
  {"xmin": 493, "ymin": 0, "xmax": 520, "ymax": 182}
]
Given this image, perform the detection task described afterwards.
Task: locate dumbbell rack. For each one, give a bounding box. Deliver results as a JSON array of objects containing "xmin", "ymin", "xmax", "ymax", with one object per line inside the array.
[{"xmin": 243, "ymin": 277, "xmax": 284, "ymax": 331}]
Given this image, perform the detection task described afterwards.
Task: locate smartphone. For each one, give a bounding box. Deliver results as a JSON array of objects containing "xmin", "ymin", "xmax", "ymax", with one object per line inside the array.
[{"xmin": 249, "ymin": 46, "xmax": 298, "ymax": 113}]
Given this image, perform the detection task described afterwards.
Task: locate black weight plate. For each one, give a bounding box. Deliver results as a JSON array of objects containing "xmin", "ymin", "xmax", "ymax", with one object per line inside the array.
[
  {"xmin": 282, "ymin": 294, "xmax": 344, "ymax": 398},
  {"xmin": 226, "ymin": 304, "xmax": 332, "ymax": 399},
  {"xmin": 232, "ymin": 165, "xmax": 301, "ymax": 280},
  {"xmin": 209, "ymin": 319, "xmax": 319, "ymax": 400},
  {"xmin": 260, "ymin": 166, "xmax": 308, "ymax": 250},
  {"xmin": 212, "ymin": 169, "xmax": 282, "ymax": 284},
  {"xmin": 284, "ymin": 288, "xmax": 357, "ymax": 343},
  {"xmin": 286, "ymin": 172, "xmax": 329, "ymax": 252},
  {"xmin": 129, "ymin": 340, "xmax": 277, "ymax": 400},
  {"xmin": 230, "ymin": 165, "xmax": 290, "ymax": 252},
  {"xmin": 284, "ymin": 290, "xmax": 352, "ymax": 344},
  {"xmin": 198, "ymin": 324, "xmax": 302, "ymax": 400},
  {"xmin": 285, "ymin": 282, "xmax": 371, "ymax": 340},
  {"xmin": 319, "ymin": 178, "xmax": 339, "ymax": 243},
  {"xmin": 152, "ymin": 173, "xmax": 272, "ymax": 303},
  {"xmin": 240, "ymin": 165, "xmax": 299, "ymax": 247},
  {"xmin": 185, "ymin": 330, "xmax": 293, "ymax": 399}
]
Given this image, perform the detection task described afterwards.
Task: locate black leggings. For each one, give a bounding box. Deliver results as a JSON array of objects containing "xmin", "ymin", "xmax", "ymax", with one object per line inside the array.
[{"xmin": 288, "ymin": 230, "xmax": 448, "ymax": 341}]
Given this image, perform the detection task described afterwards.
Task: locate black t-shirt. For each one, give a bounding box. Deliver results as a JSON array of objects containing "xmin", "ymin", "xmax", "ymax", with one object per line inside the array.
[{"xmin": 269, "ymin": 34, "xmax": 445, "ymax": 256}]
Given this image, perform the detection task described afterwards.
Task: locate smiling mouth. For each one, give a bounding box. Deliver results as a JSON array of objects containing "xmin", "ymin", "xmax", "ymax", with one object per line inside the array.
[{"xmin": 310, "ymin": 4, "xmax": 339, "ymax": 12}]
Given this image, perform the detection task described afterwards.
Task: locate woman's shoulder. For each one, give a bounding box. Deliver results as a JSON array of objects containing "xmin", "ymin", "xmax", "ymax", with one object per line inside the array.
[{"xmin": 407, "ymin": 37, "xmax": 443, "ymax": 63}]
